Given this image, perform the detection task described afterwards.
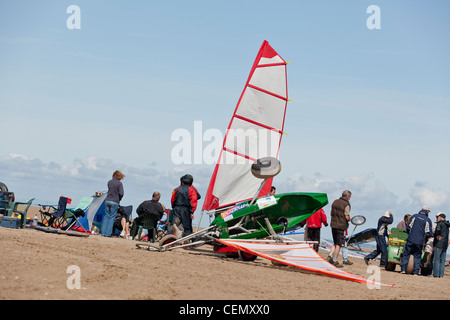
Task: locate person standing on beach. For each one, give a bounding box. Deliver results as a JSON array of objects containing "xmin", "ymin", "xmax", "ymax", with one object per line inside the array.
[
  {"xmin": 400, "ymin": 206, "xmax": 433, "ymax": 275},
  {"xmin": 327, "ymin": 190, "xmax": 351, "ymax": 268},
  {"xmin": 304, "ymin": 208, "xmax": 328, "ymax": 252},
  {"xmin": 364, "ymin": 211, "xmax": 393, "ymax": 267},
  {"xmin": 171, "ymin": 174, "xmax": 198, "ymax": 237},
  {"xmin": 101, "ymin": 170, "xmax": 125, "ymax": 237},
  {"xmin": 433, "ymin": 213, "xmax": 450, "ymax": 278}
]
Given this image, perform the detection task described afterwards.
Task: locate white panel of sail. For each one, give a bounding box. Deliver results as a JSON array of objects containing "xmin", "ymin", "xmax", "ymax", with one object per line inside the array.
[
  {"xmin": 249, "ymin": 65, "xmax": 287, "ymax": 99},
  {"xmin": 217, "ymin": 239, "xmax": 397, "ymax": 287},
  {"xmin": 203, "ymin": 41, "xmax": 289, "ymax": 211},
  {"xmin": 235, "ymin": 87, "xmax": 286, "ymax": 130}
]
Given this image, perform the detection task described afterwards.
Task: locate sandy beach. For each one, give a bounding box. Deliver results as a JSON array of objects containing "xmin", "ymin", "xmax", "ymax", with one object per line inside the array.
[{"xmin": 1, "ymin": 218, "xmax": 449, "ymax": 302}]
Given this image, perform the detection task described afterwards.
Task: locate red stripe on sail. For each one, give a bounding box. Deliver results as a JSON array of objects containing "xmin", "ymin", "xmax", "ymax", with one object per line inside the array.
[
  {"xmin": 233, "ymin": 114, "xmax": 283, "ymax": 134},
  {"xmin": 247, "ymin": 84, "xmax": 288, "ymax": 101}
]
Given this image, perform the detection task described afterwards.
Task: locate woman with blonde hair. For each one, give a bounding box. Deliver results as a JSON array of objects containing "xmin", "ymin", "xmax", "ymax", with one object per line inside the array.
[{"xmin": 101, "ymin": 170, "xmax": 125, "ymax": 236}]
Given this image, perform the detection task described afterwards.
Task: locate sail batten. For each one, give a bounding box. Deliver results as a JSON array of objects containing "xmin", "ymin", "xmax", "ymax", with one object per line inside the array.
[
  {"xmin": 246, "ymin": 84, "xmax": 288, "ymax": 101},
  {"xmin": 202, "ymin": 41, "xmax": 289, "ymax": 211},
  {"xmin": 233, "ymin": 114, "xmax": 284, "ymax": 134}
]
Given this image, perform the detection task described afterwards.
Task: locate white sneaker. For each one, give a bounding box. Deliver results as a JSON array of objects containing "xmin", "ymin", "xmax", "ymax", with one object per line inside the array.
[{"xmin": 120, "ymin": 230, "xmax": 126, "ymax": 238}]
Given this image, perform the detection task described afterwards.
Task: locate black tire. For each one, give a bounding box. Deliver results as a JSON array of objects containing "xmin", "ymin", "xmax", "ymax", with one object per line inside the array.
[
  {"xmin": 159, "ymin": 234, "xmax": 178, "ymax": 247},
  {"xmin": 421, "ymin": 265, "xmax": 432, "ymax": 276},
  {"xmin": 238, "ymin": 250, "xmax": 257, "ymax": 262},
  {"xmin": 385, "ymin": 261, "xmax": 396, "ymax": 271}
]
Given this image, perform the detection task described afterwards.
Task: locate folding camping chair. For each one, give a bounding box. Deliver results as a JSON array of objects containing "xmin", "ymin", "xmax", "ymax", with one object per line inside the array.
[
  {"xmin": 39, "ymin": 196, "xmax": 86, "ymax": 232},
  {"xmin": 156, "ymin": 209, "xmax": 181, "ymax": 241},
  {"xmin": 0, "ymin": 191, "xmax": 15, "ymax": 217},
  {"xmin": 10, "ymin": 198, "xmax": 35, "ymax": 228}
]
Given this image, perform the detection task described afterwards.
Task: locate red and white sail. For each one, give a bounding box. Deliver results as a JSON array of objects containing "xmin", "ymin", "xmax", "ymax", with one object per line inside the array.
[
  {"xmin": 202, "ymin": 41, "xmax": 289, "ymax": 211},
  {"xmin": 217, "ymin": 239, "xmax": 396, "ymax": 287}
]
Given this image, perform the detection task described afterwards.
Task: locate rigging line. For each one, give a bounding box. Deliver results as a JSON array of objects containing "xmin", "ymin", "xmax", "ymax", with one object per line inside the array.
[{"xmin": 254, "ymin": 219, "xmax": 271, "ymax": 237}]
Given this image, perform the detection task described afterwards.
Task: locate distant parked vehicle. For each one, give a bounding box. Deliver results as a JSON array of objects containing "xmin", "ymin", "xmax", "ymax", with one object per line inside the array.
[{"xmin": 0, "ymin": 182, "xmax": 15, "ymax": 216}]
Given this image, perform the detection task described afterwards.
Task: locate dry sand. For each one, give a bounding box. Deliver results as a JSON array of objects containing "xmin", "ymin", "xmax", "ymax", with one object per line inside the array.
[{"xmin": 1, "ymin": 222, "xmax": 450, "ymax": 302}]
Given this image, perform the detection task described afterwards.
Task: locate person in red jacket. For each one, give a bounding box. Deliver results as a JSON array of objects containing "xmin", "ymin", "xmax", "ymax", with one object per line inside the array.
[
  {"xmin": 171, "ymin": 174, "xmax": 198, "ymax": 237},
  {"xmin": 305, "ymin": 208, "xmax": 328, "ymax": 252}
]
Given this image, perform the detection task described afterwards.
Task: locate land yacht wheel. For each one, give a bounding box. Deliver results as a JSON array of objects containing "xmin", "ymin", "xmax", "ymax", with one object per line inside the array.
[{"xmin": 238, "ymin": 250, "xmax": 257, "ymax": 262}]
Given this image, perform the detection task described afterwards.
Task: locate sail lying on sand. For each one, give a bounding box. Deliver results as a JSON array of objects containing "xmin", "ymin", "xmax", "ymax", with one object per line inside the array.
[
  {"xmin": 202, "ymin": 41, "xmax": 289, "ymax": 211},
  {"xmin": 217, "ymin": 239, "xmax": 396, "ymax": 287}
]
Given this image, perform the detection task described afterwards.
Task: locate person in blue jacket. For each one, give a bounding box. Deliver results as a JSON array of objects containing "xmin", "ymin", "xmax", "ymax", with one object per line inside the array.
[
  {"xmin": 400, "ymin": 206, "xmax": 433, "ymax": 275},
  {"xmin": 364, "ymin": 211, "xmax": 393, "ymax": 266}
]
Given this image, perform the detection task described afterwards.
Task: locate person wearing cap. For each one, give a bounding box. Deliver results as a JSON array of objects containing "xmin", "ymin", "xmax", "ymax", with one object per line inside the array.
[
  {"xmin": 364, "ymin": 211, "xmax": 393, "ymax": 267},
  {"xmin": 433, "ymin": 213, "xmax": 450, "ymax": 278},
  {"xmin": 400, "ymin": 206, "xmax": 433, "ymax": 275}
]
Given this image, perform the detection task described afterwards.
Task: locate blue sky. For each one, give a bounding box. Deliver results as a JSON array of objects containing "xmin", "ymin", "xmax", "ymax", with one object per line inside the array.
[{"xmin": 1, "ymin": 1, "xmax": 449, "ymax": 237}]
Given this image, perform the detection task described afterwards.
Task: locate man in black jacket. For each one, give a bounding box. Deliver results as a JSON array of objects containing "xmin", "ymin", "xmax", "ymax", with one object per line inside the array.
[
  {"xmin": 433, "ymin": 213, "xmax": 450, "ymax": 278},
  {"xmin": 131, "ymin": 192, "xmax": 164, "ymax": 239}
]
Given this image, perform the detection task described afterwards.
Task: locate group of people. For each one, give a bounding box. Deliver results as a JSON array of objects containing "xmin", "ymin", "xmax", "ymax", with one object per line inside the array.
[
  {"xmin": 364, "ymin": 206, "xmax": 450, "ymax": 278},
  {"xmin": 100, "ymin": 173, "xmax": 449, "ymax": 277},
  {"xmin": 99, "ymin": 170, "xmax": 200, "ymax": 241},
  {"xmin": 303, "ymin": 190, "xmax": 450, "ymax": 278}
]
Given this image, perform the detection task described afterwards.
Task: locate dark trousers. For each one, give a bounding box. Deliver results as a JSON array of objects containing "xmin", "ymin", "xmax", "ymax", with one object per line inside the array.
[
  {"xmin": 173, "ymin": 206, "xmax": 192, "ymax": 237},
  {"xmin": 366, "ymin": 235, "xmax": 388, "ymax": 265},
  {"xmin": 307, "ymin": 228, "xmax": 321, "ymax": 252},
  {"xmin": 400, "ymin": 241, "xmax": 423, "ymax": 275}
]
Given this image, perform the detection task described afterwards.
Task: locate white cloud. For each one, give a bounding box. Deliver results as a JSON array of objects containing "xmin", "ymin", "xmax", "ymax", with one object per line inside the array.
[
  {"xmin": 0, "ymin": 153, "xmax": 213, "ymax": 221},
  {"xmin": 409, "ymin": 184, "xmax": 449, "ymax": 211},
  {"xmin": 2, "ymin": 152, "xmax": 449, "ymax": 230}
]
